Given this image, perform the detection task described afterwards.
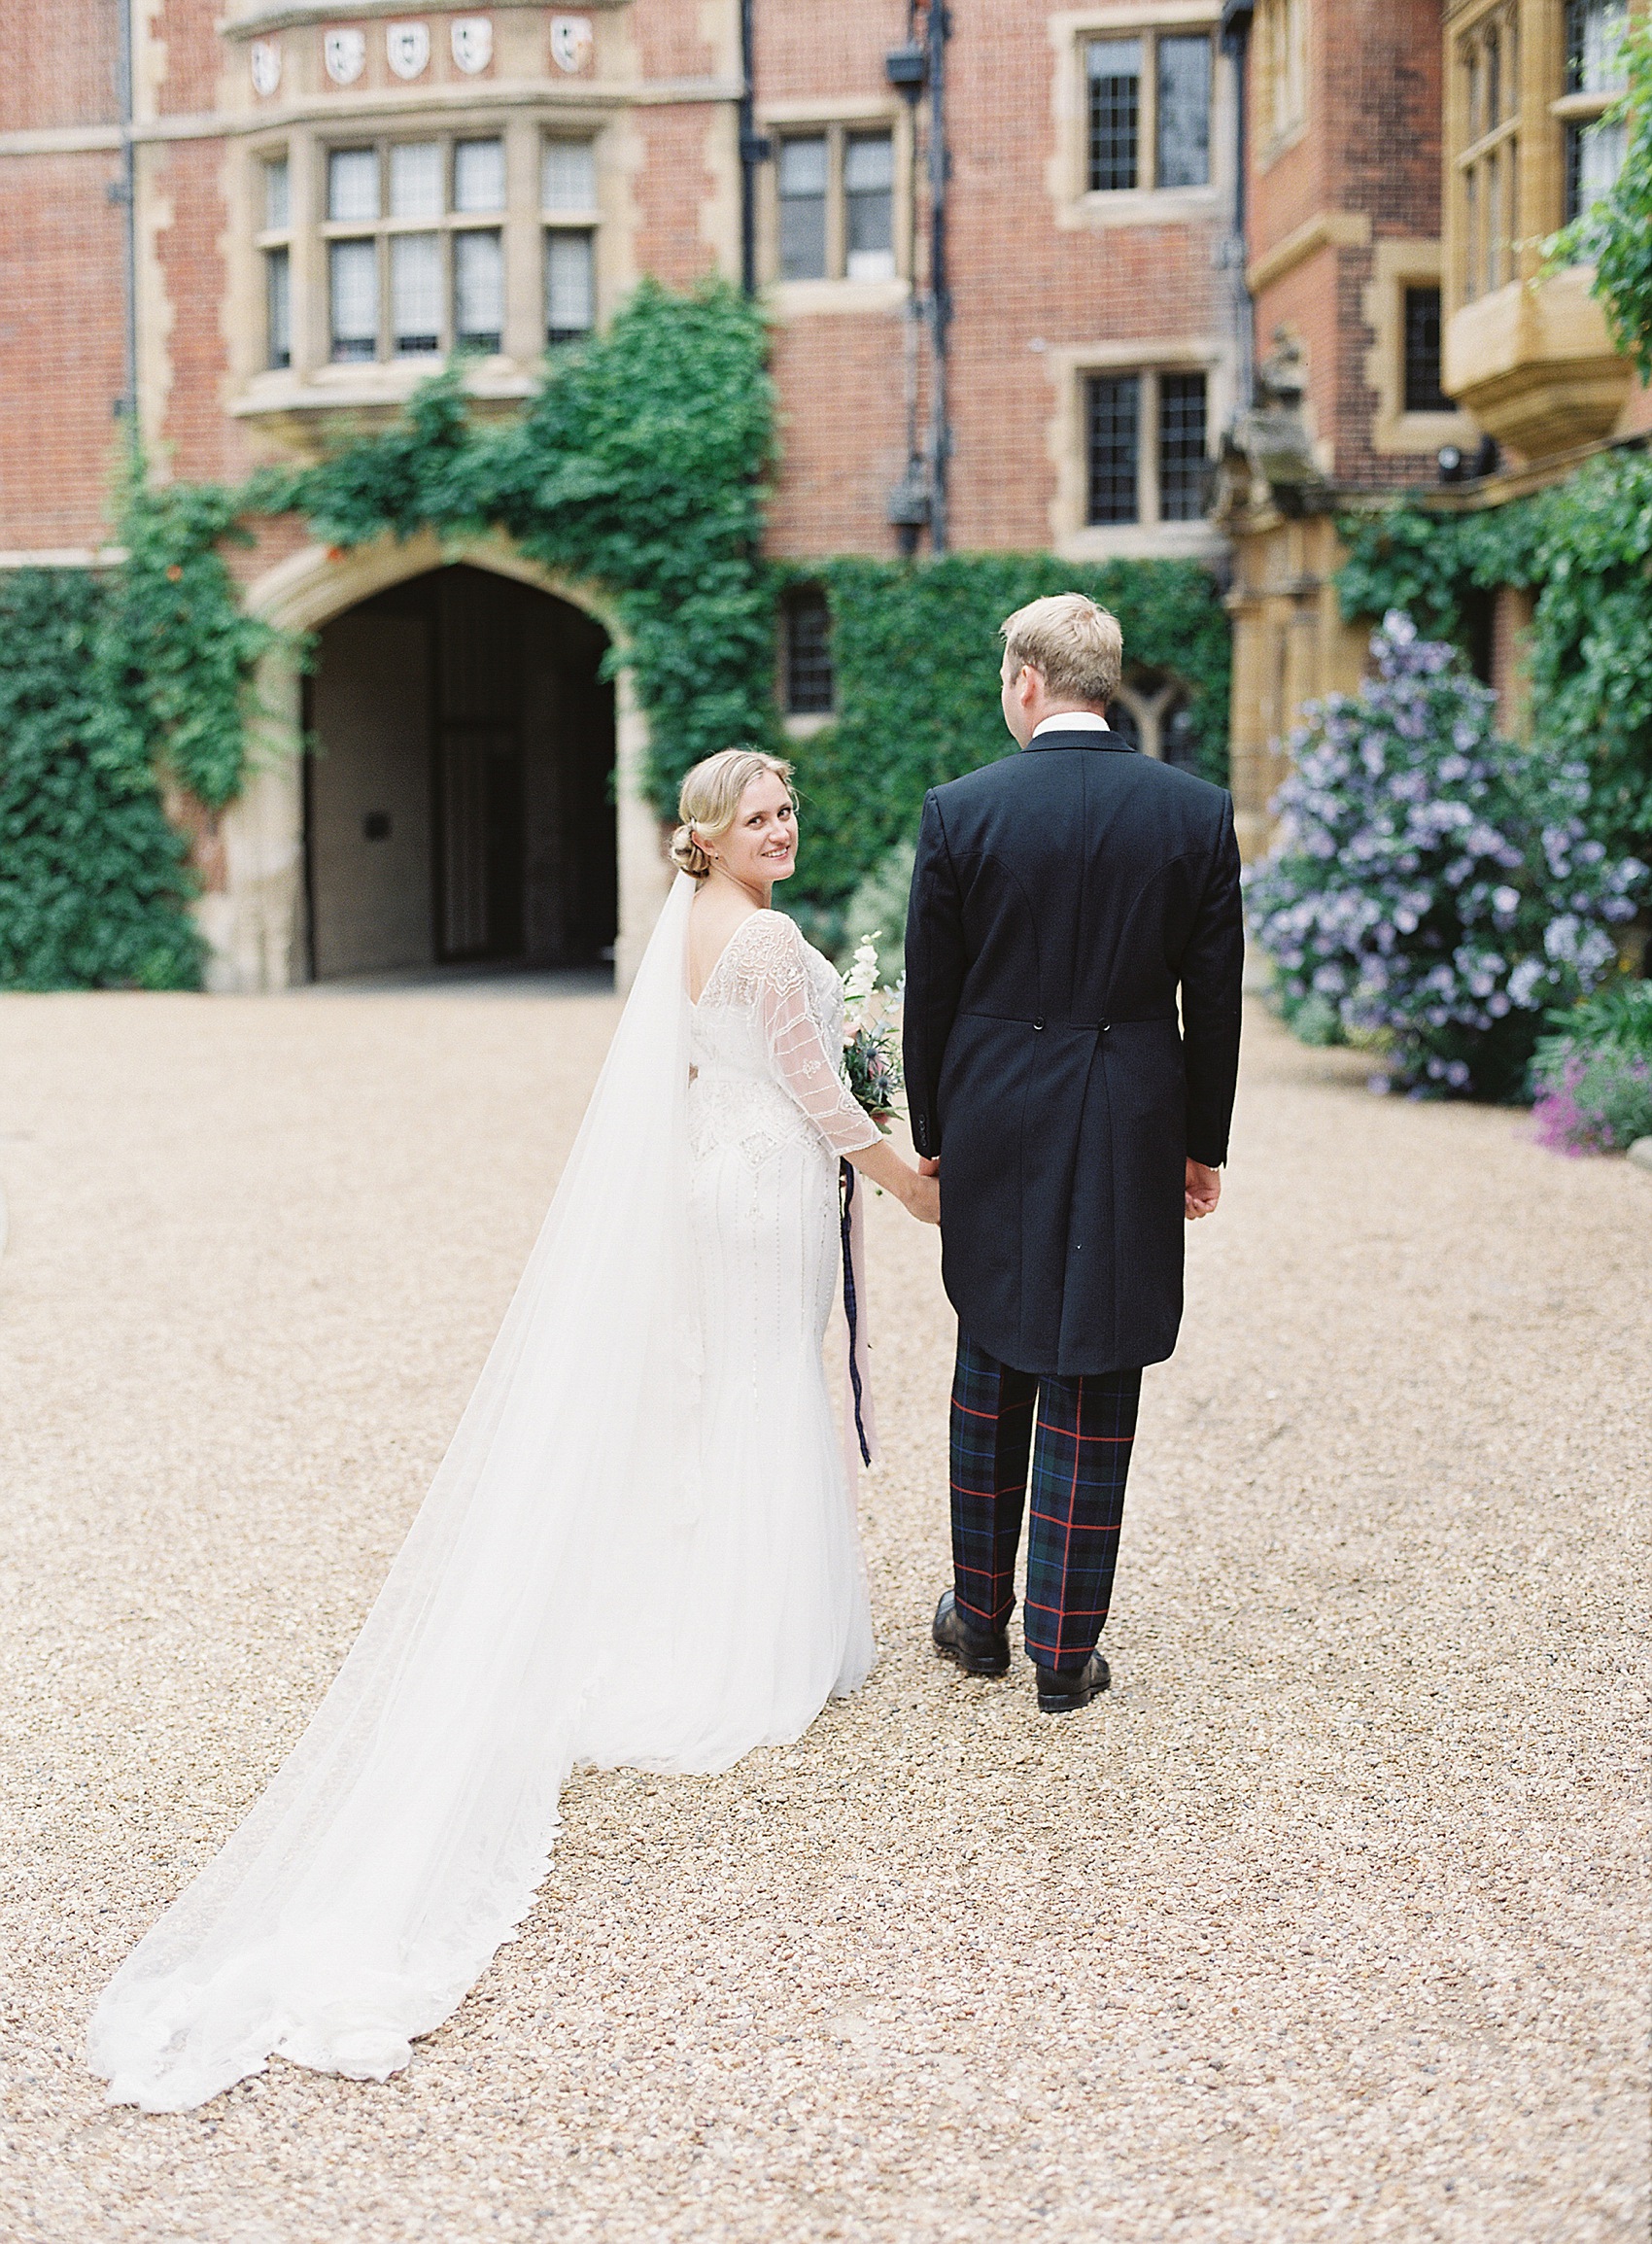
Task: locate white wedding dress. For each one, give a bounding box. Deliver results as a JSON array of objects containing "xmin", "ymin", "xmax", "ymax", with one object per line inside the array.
[{"xmin": 88, "ymin": 876, "xmax": 880, "ymax": 2112}]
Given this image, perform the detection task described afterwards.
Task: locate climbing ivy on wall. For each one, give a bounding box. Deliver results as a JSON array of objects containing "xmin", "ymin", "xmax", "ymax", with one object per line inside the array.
[
  {"xmin": 251, "ymin": 278, "xmax": 779, "ymax": 813},
  {"xmin": 0, "ymin": 455, "xmax": 283, "ymax": 988},
  {"xmin": 0, "ymin": 277, "xmax": 1234, "ymax": 984},
  {"xmin": 0, "ymin": 567, "xmax": 203, "ymax": 990},
  {"xmin": 775, "ymin": 552, "xmax": 1233, "ymax": 924},
  {"xmin": 1336, "ymin": 448, "xmax": 1652, "ymax": 859}
]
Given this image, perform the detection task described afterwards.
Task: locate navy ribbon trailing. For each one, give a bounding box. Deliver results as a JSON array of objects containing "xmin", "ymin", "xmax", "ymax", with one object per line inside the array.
[{"xmin": 839, "ymin": 1159, "xmax": 873, "ymax": 1468}]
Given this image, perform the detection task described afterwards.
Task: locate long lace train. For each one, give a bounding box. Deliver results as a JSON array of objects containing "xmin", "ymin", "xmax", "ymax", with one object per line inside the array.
[{"xmin": 87, "ymin": 877, "xmax": 875, "ymax": 2111}]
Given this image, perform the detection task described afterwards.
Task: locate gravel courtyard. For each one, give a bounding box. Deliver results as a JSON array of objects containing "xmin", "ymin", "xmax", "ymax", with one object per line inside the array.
[{"xmin": 1, "ymin": 978, "xmax": 1647, "ymax": 2244}]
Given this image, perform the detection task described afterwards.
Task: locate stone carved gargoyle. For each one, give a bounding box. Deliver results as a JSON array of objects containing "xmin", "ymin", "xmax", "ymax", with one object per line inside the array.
[{"xmin": 1215, "ymin": 328, "xmax": 1329, "ymax": 520}]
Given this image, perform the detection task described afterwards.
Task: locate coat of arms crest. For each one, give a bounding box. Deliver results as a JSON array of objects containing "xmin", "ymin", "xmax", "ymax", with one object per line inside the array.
[
  {"xmin": 450, "ymin": 16, "xmax": 493, "ymax": 74},
  {"xmin": 250, "ymin": 38, "xmax": 282, "ymax": 97},
  {"xmin": 549, "ymin": 15, "xmax": 595, "ymax": 74},
  {"xmin": 323, "ymin": 28, "xmax": 365, "ymax": 85},
  {"xmin": 386, "ymin": 22, "xmax": 431, "ymax": 79}
]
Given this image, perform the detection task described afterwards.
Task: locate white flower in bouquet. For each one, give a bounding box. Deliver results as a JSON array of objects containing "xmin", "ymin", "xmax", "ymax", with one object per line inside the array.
[{"xmin": 840, "ymin": 932, "xmax": 905, "ymax": 1131}]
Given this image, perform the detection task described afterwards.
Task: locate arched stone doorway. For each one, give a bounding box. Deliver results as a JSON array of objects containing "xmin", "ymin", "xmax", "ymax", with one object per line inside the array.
[
  {"xmin": 304, "ymin": 564, "xmax": 615, "ymax": 978},
  {"xmin": 204, "ymin": 533, "xmax": 671, "ymax": 994}
]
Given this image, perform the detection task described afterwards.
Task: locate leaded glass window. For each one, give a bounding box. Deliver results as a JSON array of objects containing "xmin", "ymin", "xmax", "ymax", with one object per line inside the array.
[
  {"xmin": 1086, "ymin": 39, "xmax": 1142, "ymax": 191},
  {"xmin": 1402, "ymin": 286, "xmax": 1450, "ymax": 412},
  {"xmin": 783, "ymin": 589, "xmax": 834, "ymax": 714},
  {"xmin": 1158, "ymin": 371, "xmax": 1208, "ymax": 520},
  {"xmin": 778, "ymin": 137, "xmax": 829, "ymax": 281},
  {"xmin": 1086, "ymin": 375, "xmax": 1141, "ymax": 524},
  {"xmin": 844, "ymin": 133, "xmax": 895, "ymax": 281},
  {"xmin": 1157, "ymin": 36, "xmax": 1212, "ymax": 189}
]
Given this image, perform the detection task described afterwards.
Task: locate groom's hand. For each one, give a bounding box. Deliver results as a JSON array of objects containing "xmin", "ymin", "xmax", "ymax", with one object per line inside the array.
[{"xmin": 1185, "ymin": 1157, "xmax": 1222, "ymax": 1220}]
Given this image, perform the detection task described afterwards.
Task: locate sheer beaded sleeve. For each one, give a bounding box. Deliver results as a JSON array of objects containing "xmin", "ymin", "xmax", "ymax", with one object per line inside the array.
[{"xmin": 723, "ymin": 914, "xmax": 880, "ymax": 1157}]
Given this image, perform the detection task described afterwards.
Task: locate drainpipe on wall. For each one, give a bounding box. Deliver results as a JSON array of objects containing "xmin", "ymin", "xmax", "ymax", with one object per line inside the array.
[
  {"xmin": 112, "ymin": 0, "xmax": 138, "ymax": 424},
  {"xmin": 738, "ymin": 0, "xmax": 769, "ymax": 295},
  {"xmin": 884, "ymin": 11, "xmax": 930, "ymax": 556},
  {"xmin": 924, "ymin": 0, "xmax": 952, "ymax": 554},
  {"xmin": 1219, "ymin": 0, "xmax": 1255, "ymax": 418}
]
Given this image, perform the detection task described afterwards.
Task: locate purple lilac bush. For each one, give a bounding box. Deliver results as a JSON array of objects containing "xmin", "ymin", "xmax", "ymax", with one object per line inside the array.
[{"xmin": 1247, "ymin": 612, "xmax": 1648, "ymax": 1099}]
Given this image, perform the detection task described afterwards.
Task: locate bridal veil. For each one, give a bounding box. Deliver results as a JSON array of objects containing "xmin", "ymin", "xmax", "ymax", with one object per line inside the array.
[{"xmin": 90, "ymin": 877, "xmax": 713, "ymax": 2111}]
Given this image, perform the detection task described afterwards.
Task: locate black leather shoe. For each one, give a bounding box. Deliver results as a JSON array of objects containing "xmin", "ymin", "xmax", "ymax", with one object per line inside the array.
[
  {"xmin": 1035, "ymin": 1651, "xmax": 1111, "ymax": 1712},
  {"xmin": 932, "ymin": 1589, "xmax": 1011, "ymax": 1677}
]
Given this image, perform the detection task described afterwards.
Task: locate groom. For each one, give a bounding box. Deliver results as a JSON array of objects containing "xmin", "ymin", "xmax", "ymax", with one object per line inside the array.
[{"xmin": 903, "ymin": 593, "xmax": 1244, "ymax": 1712}]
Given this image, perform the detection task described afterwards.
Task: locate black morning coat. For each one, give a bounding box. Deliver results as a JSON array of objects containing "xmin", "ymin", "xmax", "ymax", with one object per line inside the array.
[{"xmin": 903, "ymin": 726, "xmax": 1245, "ymax": 1380}]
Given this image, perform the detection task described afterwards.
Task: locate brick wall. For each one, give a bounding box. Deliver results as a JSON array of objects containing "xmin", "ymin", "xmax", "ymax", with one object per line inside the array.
[
  {"xmin": 1248, "ymin": 0, "xmax": 1445, "ymax": 493},
  {"xmin": 0, "ymin": 153, "xmax": 128, "ymax": 550},
  {"xmin": 2, "ymin": 0, "xmax": 1233, "ymax": 567},
  {"xmin": 1, "ymin": 0, "xmax": 120, "ymax": 132}
]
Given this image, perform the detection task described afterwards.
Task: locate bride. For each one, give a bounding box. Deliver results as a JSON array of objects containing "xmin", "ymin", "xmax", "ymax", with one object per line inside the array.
[{"xmin": 88, "ymin": 748, "xmax": 940, "ymax": 2112}]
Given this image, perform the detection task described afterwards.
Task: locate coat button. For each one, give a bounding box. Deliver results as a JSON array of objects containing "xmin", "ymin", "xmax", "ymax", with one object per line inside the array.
[
  {"xmin": 1101, "ymin": 1020, "xmax": 1112, "ymax": 1033},
  {"xmin": 1033, "ymin": 1017, "xmax": 1045, "ymax": 1030}
]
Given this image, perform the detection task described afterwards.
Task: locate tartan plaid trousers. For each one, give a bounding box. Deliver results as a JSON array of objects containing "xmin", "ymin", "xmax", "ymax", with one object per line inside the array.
[{"xmin": 949, "ymin": 1331, "xmax": 1143, "ymax": 1673}]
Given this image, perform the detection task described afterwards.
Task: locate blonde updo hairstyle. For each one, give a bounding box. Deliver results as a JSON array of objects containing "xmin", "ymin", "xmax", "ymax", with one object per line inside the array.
[{"xmin": 671, "ymin": 748, "xmax": 798, "ymax": 880}]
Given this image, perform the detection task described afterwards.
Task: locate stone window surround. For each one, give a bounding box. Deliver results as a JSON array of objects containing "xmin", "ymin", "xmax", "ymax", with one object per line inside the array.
[
  {"xmin": 234, "ymin": 105, "xmax": 613, "ymax": 408},
  {"xmin": 1360, "ymin": 238, "xmax": 1478, "ymax": 457},
  {"xmin": 1452, "ymin": 0, "xmax": 1524, "ymax": 306},
  {"xmin": 1044, "ymin": 336, "xmax": 1230, "ymax": 560},
  {"xmin": 1254, "ymin": 0, "xmax": 1308, "ymax": 167},
  {"xmin": 754, "ymin": 95, "xmax": 912, "ymax": 317},
  {"xmin": 1047, "ymin": 1, "xmax": 1230, "ymax": 232}
]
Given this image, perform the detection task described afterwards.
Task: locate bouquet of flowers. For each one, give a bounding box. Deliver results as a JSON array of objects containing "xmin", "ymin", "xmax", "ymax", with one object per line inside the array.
[{"xmin": 840, "ymin": 933, "xmax": 905, "ymax": 1133}]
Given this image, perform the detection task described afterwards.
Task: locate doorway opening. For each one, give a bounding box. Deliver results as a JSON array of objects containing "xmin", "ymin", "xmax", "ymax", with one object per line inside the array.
[{"xmin": 302, "ymin": 564, "xmax": 616, "ymax": 978}]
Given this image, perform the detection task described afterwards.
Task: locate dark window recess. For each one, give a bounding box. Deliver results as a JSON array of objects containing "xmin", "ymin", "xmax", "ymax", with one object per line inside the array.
[
  {"xmin": 1565, "ymin": 120, "xmax": 1587, "ymax": 221},
  {"xmin": 1162, "ymin": 698, "xmax": 1199, "ymax": 771},
  {"xmin": 1106, "ymin": 699, "xmax": 1142, "ymax": 750},
  {"xmin": 1461, "ymin": 588, "xmax": 1497, "ymax": 684},
  {"xmin": 783, "ymin": 591, "xmax": 834, "ymax": 713},
  {"xmin": 362, "ymin": 811, "xmax": 392, "ymax": 841},
  {"xmin": 1402, "ymin": 286, "xmax": 1450, "ymax": 412},
  {"xmin": 1156, "ymin": 35, "xmax": 1212, "ymax": 189},
  {"xmin": 1085, "ymin": 373, "xmax": 1141, "ymax": 524},
  {"xmin": 1158, "ymin": 371, "xmax": 1208, "ymax": 520},
  {"xmin": 1086, "ymin": 39, "xmax": 1142, "ymax": 190}
]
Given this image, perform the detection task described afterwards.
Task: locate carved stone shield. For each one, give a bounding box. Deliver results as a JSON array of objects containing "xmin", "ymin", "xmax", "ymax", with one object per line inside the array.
[
  {"xmin": 324, "ymin": 28, "xmax": 365, "ymax": 86},
  {"xmin": 450, "ymin": 16, "xmax": 493, "ymax": 75},
  {"xmin": 386, "ymin": 22, "xmax": 431, "ymax": 80},
  {"xmin": 250, "ymin": 38, "xmax": 282, "ymax": 97},
  {"xmin": 550, "ymin": 15, "xmax": 595, "ymax": 74}
]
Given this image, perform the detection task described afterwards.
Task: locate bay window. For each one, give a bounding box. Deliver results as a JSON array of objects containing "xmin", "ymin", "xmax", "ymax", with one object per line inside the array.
[{"xmin": 1562, "ymin": 0, "xmax": 1630, "ymax": 221}]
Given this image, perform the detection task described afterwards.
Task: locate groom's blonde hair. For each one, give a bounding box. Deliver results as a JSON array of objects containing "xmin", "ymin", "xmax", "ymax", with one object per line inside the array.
[
  {"xmin": 672, "ymin": 748, "xmax": 797, "ymax": 880},
  {"xmin": 1000, "ymin": 593, "xmax": 1123, "ymax": 706}
]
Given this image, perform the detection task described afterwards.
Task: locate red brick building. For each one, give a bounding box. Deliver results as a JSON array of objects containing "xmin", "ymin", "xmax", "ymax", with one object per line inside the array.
[
  {"xmin": 1217, "ymin": 0, "xmax": 1652, "ymax": 855},
  {"xmin": 1, "ymin": 0, "xmax": 1244, "ymax": 986}
]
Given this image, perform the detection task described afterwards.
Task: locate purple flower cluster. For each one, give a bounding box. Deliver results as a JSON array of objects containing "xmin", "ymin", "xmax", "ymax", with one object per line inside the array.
[
  {"xmin": 1246, "ymin": 612, "xmax": 1648, "ymax": 1097},
  {"xmin": 1531, "ymin": 1053, "xmax": 1652, "ymax": 1154}
]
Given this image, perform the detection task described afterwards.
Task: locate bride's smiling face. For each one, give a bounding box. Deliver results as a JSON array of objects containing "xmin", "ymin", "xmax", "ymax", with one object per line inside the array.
[{"xmin": 712, "ymin": 774, "xmax": 798, "ymax": 886}]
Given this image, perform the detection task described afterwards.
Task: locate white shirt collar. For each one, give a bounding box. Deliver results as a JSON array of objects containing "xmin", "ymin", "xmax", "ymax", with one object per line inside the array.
[{"xmin": 1030, "ymin": 711, "xmax": 1111, "ymax": 737}]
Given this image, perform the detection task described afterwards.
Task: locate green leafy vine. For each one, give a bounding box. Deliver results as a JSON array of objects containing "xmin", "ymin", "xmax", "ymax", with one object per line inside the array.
[
  {"xmin": 775, "ymin": 553, "xmax": 1232, "ymax": 933},
  {"xmin": 1, "ymin": 277, "xmax": 1232, "ymax": 986},
  {"xmin": 1336, "ymin": 448, "xmax": 1652, "ymax": 860}
]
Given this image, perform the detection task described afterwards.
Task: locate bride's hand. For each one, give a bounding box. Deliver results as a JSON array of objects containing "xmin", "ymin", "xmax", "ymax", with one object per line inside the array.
[
  {"xmin": 905, "ymin": 1170, "xmax": 941, "ymax": 1226},
  {"xmin": 847, "ymin": 1138, "xmax": 942, "ymax": 1224}
]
